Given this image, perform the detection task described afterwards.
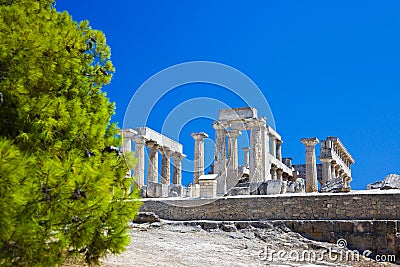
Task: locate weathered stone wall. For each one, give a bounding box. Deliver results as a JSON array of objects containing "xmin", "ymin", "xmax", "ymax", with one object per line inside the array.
[
  {"xmin": 140, "ymin": 191, "xmax": 400, "ymax": 221},
  {"xmin": 139, "ymin": 192, "xmax": 400, "ymax": 262},
  {"xmin": 285, "ymin": 220, "xmax": 399, "ymax": 259}
]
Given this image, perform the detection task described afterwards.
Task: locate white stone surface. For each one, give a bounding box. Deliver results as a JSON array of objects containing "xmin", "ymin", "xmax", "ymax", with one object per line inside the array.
[
  {"xmin": 218, "ymin": 107, "xmax": 258, "ymax": 121},
  {"xmin": 135, "ymin": 127, "xmax": 183, "ymax": 153}
]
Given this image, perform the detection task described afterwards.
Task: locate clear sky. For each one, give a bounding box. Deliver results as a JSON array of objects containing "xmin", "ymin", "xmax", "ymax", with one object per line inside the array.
[{"xmin": 56, "ymin": 0, "xmax": 400, "ymax": 190}]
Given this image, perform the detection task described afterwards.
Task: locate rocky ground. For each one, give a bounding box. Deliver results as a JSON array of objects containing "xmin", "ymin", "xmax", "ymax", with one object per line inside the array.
[{"xmin": 95, "ymin": 221, "xmax": 395, "ymax": 267}]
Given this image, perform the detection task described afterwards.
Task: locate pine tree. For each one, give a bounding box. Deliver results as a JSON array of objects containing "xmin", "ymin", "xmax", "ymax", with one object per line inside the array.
[{"xmin": 0, "ymin": 0, "xmax": 140, "ymax": 265}]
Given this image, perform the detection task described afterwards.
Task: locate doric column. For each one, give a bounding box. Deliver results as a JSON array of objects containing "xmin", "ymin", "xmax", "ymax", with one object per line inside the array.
[
  {"xmin": 191, "ymin": 132, "xmax": 208, "ymax": 184},
  {"xmin": 146, "ymin": 141, "xmax": 159, "ymax": 183},
  {"xmin": 269, "ymin": 134, "xmax": 277, "ymax": 157},
  {"xmin": 335, "ymin": 165, "xmax": 340, "ymax": 178},
  {"xmin": 331, "ymin": 161, "xmax": 337, "ymax": 179},
  {"xmin": 339, "ymin": 169, "xmax": 345, "ymax": 180},
  {"xmin": 301, "ymin": 137, "xmax": 319, "ymax": 193},
  {"xmin": 242, "ymin": 147, "xmax": 250, "ymax": 167},
  {"xmin": 249, "ymin": 120, "xmax": 265, "ymax": 184},
  {"xmin": 132, "ymin": 136, "xmax": 146, "ymax": 188},
  {"xmin": 160, "ymin": 147, "xmax": 171, "ymax": 185},
  {"xmin": 213, "ymin": 121, "xmax": 227, "ymax": 195},
  {"xmin": 226, "ymin": 129, "xmax": 241, "ymax": 190},
  {"xmin": 172, "ymin": 152, "xmax": 185, "ymax": 185},
  {"xmin": 277, "ymin": 168, "xmax": 283, "ymax": 181},
  {"xmin": 319, "ymin": 158, "xmax": 332, "ymax": 185},
  {"xmin": 276, "ymin": 140, "xmax": 282, "ymax": 161},
  {"xmin": 270, "ymin": 165, "xmax": 277, "ymax": 180}
]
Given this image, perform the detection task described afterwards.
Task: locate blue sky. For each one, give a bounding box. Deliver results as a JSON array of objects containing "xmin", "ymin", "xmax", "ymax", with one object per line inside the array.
[{"xmin": 56, "ymin": 1, "xmax": 400, "ymax": 189}]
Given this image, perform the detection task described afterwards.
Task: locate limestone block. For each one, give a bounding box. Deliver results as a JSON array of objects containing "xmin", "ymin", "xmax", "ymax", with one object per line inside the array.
[
  {"xmin": 258, "ymin": 180, "xmax": 283, "ymax": 195},
  {"xmin": 146, "ymin": 182, "xmax": 169, "ymax": 198},
  {"xmin": 140, "ymin": 185, "xmax": 147, "ymax": 198},
  {"xmin": 169, "ymin": 184, "xmax": 184, "ymax": 197},
  {"xmin": 187, "ymin": 184, "xmax": 201, "ymax": 198},
  {"xmin": 380, "ymin": 174, "xmax": 400, "ymax": 190},
  {"xmin": 218, "ymin": 107, "xmax": 257, "ymax": 121},
  {"xmin": 227, "ymin": 187, "xmax": 250, "ymax": 196},
  {"xmin": 199, "ymin": 174, "xmax": 218, "ymax": 198}
]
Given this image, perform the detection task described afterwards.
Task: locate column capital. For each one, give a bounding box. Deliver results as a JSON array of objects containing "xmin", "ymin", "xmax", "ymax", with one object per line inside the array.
[
  {"xmin": 121, "ymin": 128, "xmax": 137, "ymax": 139},
  {"xmin": 227, "ymin": 129, "xmax": 241, "ymax": 138},
  {"xmin": 159, "ymin": 146, "xmax": 172, "ymax": 155},
  {"xmin": 301, "ymin": 137, "xmax": 319, "ymax": 147},
  {"xmin": 213, "ymin": 121, "xmax": 227, "ymax": 131},
  {"xmin": 146, "ymin": 140, "xmax": 159, "ymax": 149},
  {"xmin": 318, "ymin": 157, "xmax": 332, "ymax": 163},
  {"xmin": 242, "ymin": 147, "xmax": 249, "ymax": 152},
  {"xmin": 191, "ymin": 132, "xmax": 209, "ymax": 141},
  {"xmin": 171, "ymin": 152, "xmax": 186, "ymax": 161},
  {"xmin": 132, "ymin": 135, "xmax": 146, "ymax": 144}
]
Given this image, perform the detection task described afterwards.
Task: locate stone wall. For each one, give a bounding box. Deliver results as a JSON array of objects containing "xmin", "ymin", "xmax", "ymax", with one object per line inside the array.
[
  {"xmin": 139, "ymin": 191, "xmax": 400, "ymax": 262},
  {"xmin": 285, "ymin": 220, "xmax": 399, "ymax": 259},
  {"xmin": 140, "ymin": 191, "xmax": 400, "ymax": 221}
]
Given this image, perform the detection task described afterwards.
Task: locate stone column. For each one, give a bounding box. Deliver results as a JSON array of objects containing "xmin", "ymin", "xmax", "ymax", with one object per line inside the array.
[
  {"xmin": 277, "ymin": 168, "xmax": 283, "ymax": 181},
  {"xmin": 331, "ymin": 161, "xmax": 337, "ymax": 179},
  {"xmin": 146, "ymin": 141, "xmax": 159, "ymax": 183},
  {"xmin": 172, "ymin": 152, "xmax": 185, "ymax": 185},
  {"xmin": 276, "ymin": 140, "xmax": 282, "ymax": 161},
  {"xmin": 132, "ymin": 136, "xmax": 146, "ymax": 188},
  {"xmin": 335, "ymin": 165, "xmax": 340, "ymax": 179},
  {"xmin": 269, "ymin": 134, "xmax": 277, "ymax": 157},
  {"xmin": 191, "ymin": 132, "xmax": 208, "ymax": 184},
  {"xmin": 213, "ymin": 122, "xmax": 227, "ymax": 195},
  {"xmin": 301, "ymin": 137, "xmax": 319, "ymax": 193},
  {"xmin": 339, "ymin": 169, "xmax": 345, "ymax": 180},
  {"xmin": 270, "ymin": 165, "xmax": 277, "ymax": 180},
  {"xmin": 249, "ymin": 120, "xmax": 265, "ymax": 185},
  {"xmin": 226, "ymin": 129, "xmax": 241, "ymax": 190},
  {"xmin": 160, "ymin": 147, "xmax": 171, "ymax": 185},
  {"xmin": 242, "ymin": 147, "xmax": 249, "ymax": 167},
  {"xmin": 319, "ymin": 158, "xmax": 332, "ymax": 185}
]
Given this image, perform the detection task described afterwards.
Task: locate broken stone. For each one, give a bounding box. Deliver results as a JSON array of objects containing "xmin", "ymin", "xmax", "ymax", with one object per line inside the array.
[
  {"xmin": 220, "ymin": 223, "xmax": 237, "ymax": 232},
  {"xmin": 227, "ymin": 187, "xmax": 250, "ymax": 196},
  {"xmin": 199, "ymin": 221, "xmax": 220, "ymax": 230},
  {"xmin": 251, "ymin": 221, "xmax": 274, "ymax": 230},
  {"xmin": 169, "ymin": 184, "xmax": 184, "ymax": 197},
  {"xmin": 150, "ymin": 222, "xmax": 162, "ymax": 228},
  {"xmin": 380, "ymin": 174, "xmax": 400, "ymax": 190},
  {"xmin": 366, "ymin": 181, "xmax": 383, "ymax": 190},
  {"xmin": 319, "ymin": 177, "xmax": 348, "ymax": 193},
  {"xmin": 133, "ymin": 212, "xmax": 161, "ymax": 224}
]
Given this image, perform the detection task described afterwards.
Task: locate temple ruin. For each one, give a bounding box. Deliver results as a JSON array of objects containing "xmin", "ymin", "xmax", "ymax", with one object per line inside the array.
[{"xmin": 121, "ymin": 107, "xmax": 354, "ymax": 198}]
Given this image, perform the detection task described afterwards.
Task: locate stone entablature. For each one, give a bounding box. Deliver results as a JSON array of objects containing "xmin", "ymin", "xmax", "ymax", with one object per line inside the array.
[{"xmin": 135, "ymin": 127, "xmax": 183, "ymax": 154}]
